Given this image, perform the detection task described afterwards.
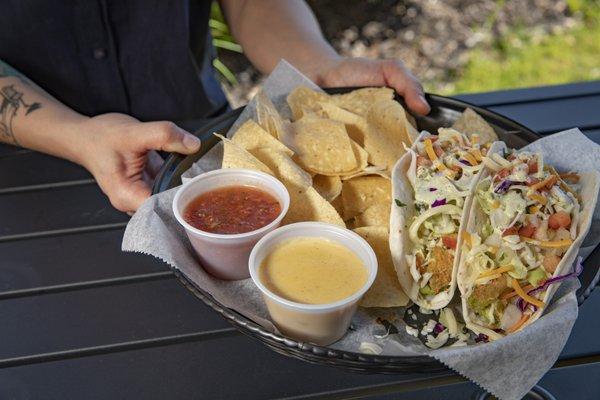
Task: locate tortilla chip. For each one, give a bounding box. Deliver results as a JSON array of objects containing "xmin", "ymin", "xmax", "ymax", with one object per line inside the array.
[
  {"xmin": 282, "ymin": 186, "xmax": 345, "ymax": 227},
  {"xmin": 451, "ymin": 108, "xmax": 498, "ymax": 144},
  {"xmin": 332, "ymin": 87, "xmax": 394, "ymax": 117},
  {"xmin": 406, "ymin": 119, "xmax": 419, "ymax": 144},
  {"xmin": 217, "ymin": 134, "xmax": 273, "ymax": 175},
  {"xmin": 350, "ymin": 202, "xmax": 391, "ymax": 228},
  {"xmin": 292, "ymin": 116, "xmax": 357, "ymax": 175},
  {"xmin": 341, "ymin": 165, "xmax": 390, "ymax": 181},
  {"xmin": 354, "ymin": 226, "xmax": 409, "ymax": 307},
  {"xmin": 406, "ymin": 112, "xmax": 418, "ymax": 131},
  {"xmin": 250, "ymin": 147, "xmax": 312, "ymax": 193},
  {"xmin": 341, "ymin": 175, "xmax": 391, "ymax": 220},
  {"xmin": 231, "ymin": 119, "xmax": 293, "ymax": 156},
  {"xmin": 317, "ymin": 101, "xmax": 369, "ymax": 145},
  {"xmin": 363, "ymin": 99, "xmax": 412, "ymax": 170},
  {"xmin": 287, "ymin": 86, "xmax": 330, "ymax": 121},
  {"xmin": 255, "ymin": 90, "xmax": 288, "ymax": 139},
  {"xmin": 312, "ymin": 174, "xmax": 342, "ymax": 202},
  {"xmin": 331, "ymin": 195, "xmax": 344, "ymax": 218}
]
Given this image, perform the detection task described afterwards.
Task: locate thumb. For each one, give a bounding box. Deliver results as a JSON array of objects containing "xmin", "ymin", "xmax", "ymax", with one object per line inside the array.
[
  {"xmin": 140, "ymin": 121, "xmax": 201, "ymax": 154},
  {"xmin": 382, "ymin": 61, "xmax": 431, "ymax": 116}
]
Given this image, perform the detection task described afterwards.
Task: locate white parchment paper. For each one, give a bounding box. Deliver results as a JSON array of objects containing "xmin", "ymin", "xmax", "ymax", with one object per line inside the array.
[{"xmin": 123, "ymin": 61, "xmax": 600, "ymax": 400}]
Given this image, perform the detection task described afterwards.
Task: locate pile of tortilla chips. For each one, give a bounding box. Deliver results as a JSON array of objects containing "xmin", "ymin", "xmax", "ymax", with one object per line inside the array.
[
  {"xmin": 218, "ymin": 86, "xmax": 414, "ymax": 308},
  {"xmin": 218, "ymin": 86, "xmax": 494, "ymax": 309}
]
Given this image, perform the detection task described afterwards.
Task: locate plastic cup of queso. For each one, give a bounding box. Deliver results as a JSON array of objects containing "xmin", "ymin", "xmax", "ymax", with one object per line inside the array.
[
  {"xmin": 173, "ymin": 169, "xmax": 290, "ymax": 280},
  {"xmin": 249, "ymin": 222, "xmax": 378, "ymax": 346}
]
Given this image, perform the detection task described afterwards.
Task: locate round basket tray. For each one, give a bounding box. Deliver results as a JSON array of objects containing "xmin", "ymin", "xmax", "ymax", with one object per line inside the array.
[{"xmin": 153, "ymin": 89, "xmax": 600, "ymax": 374}]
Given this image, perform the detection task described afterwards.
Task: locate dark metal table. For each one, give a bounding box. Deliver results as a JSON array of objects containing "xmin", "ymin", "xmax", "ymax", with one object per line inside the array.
[{"xmin": 0, "ymin": 81, "xmax": 599, "ymax": 400}]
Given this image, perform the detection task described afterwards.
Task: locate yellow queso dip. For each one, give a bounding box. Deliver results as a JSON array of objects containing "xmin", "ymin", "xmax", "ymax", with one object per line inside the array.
[{"xmin": 259, "ymin": 237, "xmax": 368, "ymax": 305}]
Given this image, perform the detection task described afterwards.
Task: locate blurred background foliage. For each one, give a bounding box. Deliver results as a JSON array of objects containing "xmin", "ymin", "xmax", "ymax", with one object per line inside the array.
[{"xmin": 210, "ymin": 0, "xmax": 600, "ymax": 106}]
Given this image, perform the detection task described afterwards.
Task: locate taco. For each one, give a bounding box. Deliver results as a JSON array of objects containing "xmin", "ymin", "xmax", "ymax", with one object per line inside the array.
[
  {"xmin": 458, "ymin": 149, "xmax": 599, "ymax": 339},
  {"xmin": 390, "ymin": 128, "xmax": 501, "ymax": 309}
]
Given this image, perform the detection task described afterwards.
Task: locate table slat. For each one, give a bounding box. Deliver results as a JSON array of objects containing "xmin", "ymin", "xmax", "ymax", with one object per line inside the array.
[
  {"xmin": 0, "ymin": 279, "xmax": 230, "ymax": 361},
  {"xmin": 456, "ymin": 80, "xmax": 600, "ymax": 107},
  {"xmin": 0, "ymin": 152, "xmax": 90, "ymax": 189},
  {"xmin": 489, "ymin": 94, "xmax": 600, "ymax": 134},
  {"xmin": 0, "ymin": 333, "xmax": 450, "ymax": 400},
  {"xmin": 0, "ymin": 228, "xmax": 167, "ymax": 293},
  {"xmin": 0, "ymin": 184, "xmax": 127, "ymax": 238},
  {"xmin": 583, "ymin": 128, "xmax": 600, "ymax": 144}
]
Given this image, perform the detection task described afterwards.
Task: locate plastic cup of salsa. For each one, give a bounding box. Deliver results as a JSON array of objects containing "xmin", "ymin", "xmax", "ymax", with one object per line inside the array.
[
  {"xmin": 249, "ymin": 222, "xmax": 378, "ymax": 345},
  {"xmin": 173, "ymin": 169, "xmax": 290, "ymax": 280}
]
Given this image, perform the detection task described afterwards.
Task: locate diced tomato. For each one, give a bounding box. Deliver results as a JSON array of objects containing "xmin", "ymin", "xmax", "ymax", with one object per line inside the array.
[
  {"xmin": 542, "ymin": 253, "xmax": 561, "ymax": 274},
  {"xmin": 528, "ymin": 159, "xmax": 538, "ymax": 174},
  {"xmin": 518, "ymin": 224, "xmax": 536, "ymax": 238},
  {"xmin": 548, "ymin": 211, "xmax": 571, "ymax": 229},
  {"xmin": 434, "ymin": 145, "xmax": 444, "ymax": 157},
  {"xmin": 442, "ymin": 234, "xmax": 458, "ymax": 249},
  {"xmin": 496, "ymin": 168, "xmax": 510, "ymax": 182},
  {"xmin": 416, "ymin": 155, "xmax": 432, "ymax": 167},
  {"xmin": 502, "ymin": 226, "xmax": 519, "ymax": 237},
  {"xmin": 507, "ymin": 154, "xmax": 516, "ymax": 161},
  {"xmin": 450, "ymin": 165, "xmax": 461, "ymax": 172}
]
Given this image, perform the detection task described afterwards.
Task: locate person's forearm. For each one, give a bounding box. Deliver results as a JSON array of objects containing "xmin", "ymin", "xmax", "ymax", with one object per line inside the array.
[
  {"xmin": 220, "ymin": 0, "xmax": 340, "ymax": 83},
  {"xmin": 0, "ymin": 60, "xmax": 90, "ymax": 164}
]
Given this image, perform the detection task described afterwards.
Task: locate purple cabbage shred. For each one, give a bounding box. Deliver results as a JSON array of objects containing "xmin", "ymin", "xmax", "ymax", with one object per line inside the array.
[
  {"xmin": 515, "ymin": 257, "xmax": 583, "ymax": 311},
  {"xmin": 429, "ymin": 187, "xmax": 437, "ymax": 192},
  {"xmin": 494, "ymin": 180, "xmax": 515, "ymax": 194},
  {"xmin": 432, "ymin": 199, "xmax": 446, "ymax": 207},
  {"xmin": 460, "ymin": 159, "xmax": 471, "ymax": 166},
  {"xmin": 475, "ymin": 333, "xmax": 489, "ymax": 343},
  {"xmin": 434, "ymin": 322, "xmax": 445, "ymax": 334}
]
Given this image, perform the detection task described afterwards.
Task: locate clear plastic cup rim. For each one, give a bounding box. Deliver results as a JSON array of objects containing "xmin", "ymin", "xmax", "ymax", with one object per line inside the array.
[
  {"xmin": 249, "ymin": 222, "xmax": 378, "ymax": 313},
  {"xmin": 172, "ymin": 168, "xmax": 290, "ymax": 240}
]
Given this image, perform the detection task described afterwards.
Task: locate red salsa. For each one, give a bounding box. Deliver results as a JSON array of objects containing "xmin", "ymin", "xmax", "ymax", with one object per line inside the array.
[{"xmin": 183, "ymin": 185, "xmax": 281, "ymax": 234}]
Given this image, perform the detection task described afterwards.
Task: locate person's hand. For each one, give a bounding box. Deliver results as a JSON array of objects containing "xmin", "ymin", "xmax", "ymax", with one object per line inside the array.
[
  {"xmin": 315, "ymin": 57, "xmax": 431, "ymax": 115},
  {"xmin": 79, "ymin": 113, "xmax": 201, "ymax": 213}
]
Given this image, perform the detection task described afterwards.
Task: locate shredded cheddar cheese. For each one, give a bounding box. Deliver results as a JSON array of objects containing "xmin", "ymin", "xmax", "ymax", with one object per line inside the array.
[
  {"xmin": 507, "ymin": 313, "xmax": 530, "ymax": 333},
  {"xmin": 511, "ymin": 279, "xmax": 545, "ymax": 308},
  {"xmin": 520, "ymin": 237, "xmax": 573, "ymax": 248},
  {"xmin": 462, "ymin": 152, "xmax": 478, "ymax": 166},
  {"xmin": 423, "ymin": 138, "xmax": 455, "ymax": 177},
  {"xmin": 462, "ymin": 231, "xmax": 472, "ymax": 247},
  {"xmin": 470, "ymin": 149, "xmax": 483, "ymax": 162},
  {"xmin": 478, "ymin": 265, "xmax": 513, "ymax": 279},
  {"xmin": 501, "ymin": 284, "xmax": 534, "ymax": 301},
  {"xmin": 529, "ymin": 175, "xmax": 557, "ymax": 191},
  {"xmin": 424, "ymin": 138, "xmax": 438, "ymax": 161},
  {"xmin": 527, "ymin": 191, "xmax": 548, "ymax": 205},
  {"xmin": 528, "ymin": 205, "xmax": 541, "ymax": 214},
  {"xmin": 471, "ymin": 134, "xmax": 480, "ymax": 145},
  {"xmin": 490, "ymin": 200, "xmax": 500, "ymax": 209}
]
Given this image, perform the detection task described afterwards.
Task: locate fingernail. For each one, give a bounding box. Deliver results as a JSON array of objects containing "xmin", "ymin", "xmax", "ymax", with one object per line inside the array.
[
  {"xmin": 419, "ymin": 94, "xmax": 428, "ymax": 104},
  {"xmin": 183, "ymin": 134, "xmax": 201, "ymax": 150}
]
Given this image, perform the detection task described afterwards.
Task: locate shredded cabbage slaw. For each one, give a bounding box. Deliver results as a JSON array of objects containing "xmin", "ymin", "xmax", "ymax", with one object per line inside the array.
[{"xmin": 462, "ymin": 150, "xmax": 581, "ymax": 334}]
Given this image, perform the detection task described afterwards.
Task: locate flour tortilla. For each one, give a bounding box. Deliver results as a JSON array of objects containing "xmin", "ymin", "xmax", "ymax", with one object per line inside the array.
[
  {"xmin": 458, "ymin": 163, "xmax": 600, "ymax": 340},
  {"xmin": 389, "ymin": 132, "xmax": 504, "ymax": 309}
]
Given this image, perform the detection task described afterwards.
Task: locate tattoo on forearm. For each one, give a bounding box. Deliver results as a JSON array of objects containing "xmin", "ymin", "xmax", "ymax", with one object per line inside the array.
[
  {"xmin": 0, "ymin": 62, "xmax": 29, "ymax": 85},
  {"xmin": 0, "ymin": 61, "xmax": 43, "ymax": 145},
  {"xmin": 0, "ymin": 85, "xmax": 42, "ymax": 145}
]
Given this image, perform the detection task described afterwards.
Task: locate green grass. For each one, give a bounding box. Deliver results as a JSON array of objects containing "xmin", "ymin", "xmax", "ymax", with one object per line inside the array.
[{"xmin": 445, "ymin": 5, "xmax": 600, "ymax": 94}]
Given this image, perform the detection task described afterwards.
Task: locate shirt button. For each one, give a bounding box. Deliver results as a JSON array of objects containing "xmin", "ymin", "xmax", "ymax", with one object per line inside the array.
[{"xmin": 93, "ymin": 48, "xmax": 107, "ymax": 60}]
